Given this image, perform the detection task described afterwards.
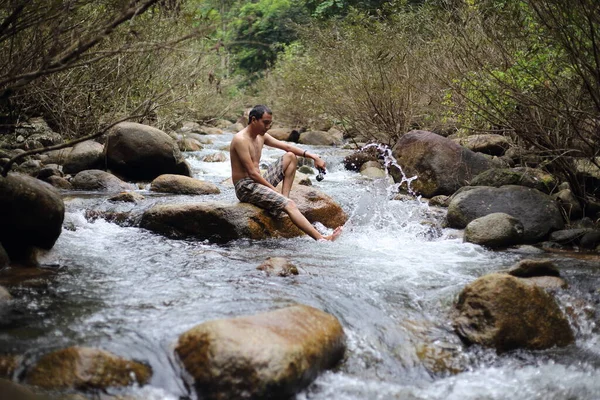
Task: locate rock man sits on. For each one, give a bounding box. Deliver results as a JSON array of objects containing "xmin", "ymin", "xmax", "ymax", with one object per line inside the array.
[{"xmin": 230, "ymin": 105, "xmax": 342, "ymax": 241}]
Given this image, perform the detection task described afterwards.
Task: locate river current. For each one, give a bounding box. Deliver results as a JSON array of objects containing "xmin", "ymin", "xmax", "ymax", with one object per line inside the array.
[{"xmin": 2, "ymin": 132, "xmax": 600, "ymax": 399}]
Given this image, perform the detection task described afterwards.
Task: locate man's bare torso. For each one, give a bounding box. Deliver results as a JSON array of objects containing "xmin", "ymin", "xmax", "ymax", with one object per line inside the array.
[{"xmin": 230, "ymin": 128, "xmax": 265, "ymax": 184}]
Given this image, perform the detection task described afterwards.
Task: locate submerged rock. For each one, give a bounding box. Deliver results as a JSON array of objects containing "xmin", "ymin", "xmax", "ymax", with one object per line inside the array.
[
  {"xmin": 453, "ymin": 274, "xmax": 574, "ymax": 352},
  {"xmin": 447, "ymin": 185, "xmax": 564, "ymax": 242},
  {"xmin": 257, "ymin": 257, "xmax": 299, "ymax": 277},
  {"xmin": 150, "ymin": 174, "xmax": 220, "ymax": 195},
  {"xmin": 108, "ymin": 191, "xmax": 145, "ymax": 203},
  {"xmin": 175, "ymin": 304, "xmax": 345, "ymax": 400},
  {"xmin": 25, "ymin": 347, "xmax": 151, "ymax": 390},
  {"xmin": 0, "ymin": 173, "xmax": 64, "ymax": 263}
]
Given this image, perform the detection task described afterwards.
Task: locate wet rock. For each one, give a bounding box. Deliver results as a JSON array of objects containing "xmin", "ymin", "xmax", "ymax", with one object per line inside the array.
[
  {"xmin": 175, "ymin": 304, "xmax": 345, "ymax": 400},
  {"xmin": 343, "ymin": 147, "xmax": 380, "ymax": 171},
  {"xmin": 141, "ymin": 186, "xmax": 347, "ymax": 242},
  {"xmin": 63, "ymin": 140, "xmax": 104, "ymax": 174},
  {"xmin": 470, "ymin": 168, "xmax": 558, "ymax": 194},
  {"xmin": 0, "ymin": 266, "xmax": 58, "ymax": 288},
  {"xmin": 150, "ymin": 174, "xmax": 220, "ymax": 195},
  {"xmin": 36, "ymin": 164, "xmax": 63, "ymax": 181},
  {"xmin": 14, "ymin": 159, "xmax": 43, "ymax": 176},
  {"xmin": 360, "ymin": 166, "xmax": 386, "ymax": 179},
  {"xmin": 452, "ymin": 134, "xmax": 511, "ymax": 156},
  {"xmin": 105, "ymin": 122, "xmax": 191, "ymax": 181},
  {"xmin": 299, "ymin": 130, "xmax": 343, "ymax": 146},
  {"xmin": 108, "ymin": 191, "xmax": 145, "ymax": 203},
  {"xmin": 71, "ymin": 170, "xmax": 133, "ymax": 192},
  {"xmin": 507, "ymin": 259, "xmax": 560, "ymax": 277},
  {"xmin": 519, "ymin": 276, "xmax": 568, "ymax": 289},
  {"xmin": 464, "ymin": 213, "xmax": 524, "ymax": 248},
  {"xmin": 553, "ymin": 189, "xmax": 583, "ymax": 220},
  {"xmin": 447, "ymin": 185, "xmax": 564, "ymax": 242},
  {"xmin": 202, "ymin": 152, "xmax": 227, "ymax": 162},
  {"xmin": 453, "ymin": 274, "xmax": 574, "ymax": 352},
  {"xmin": 0, "ymin": 354, "xmax": 20, "ymax": 378},
  {"xmin": 257, "ymin": 257, "xmax": 299, "ymax": 276},
  {"xmin": 429, "ymin": 195, "xmax": 450, "ymax": 207},
  {"xmin": 391, "ymin": 130, "xmax": 493, "ymax": 197},
  {"xmin": 0, "ymin": 173, "xmax": 64, "ymax": 262},
  {"xmin": 298, "ymin": 165, "xmax": 314, "ymax": 175},
  {"xmin": 178, "ymin": 137, "xmax": 203, "ymax": 152},
  {"xmin": 25, "ymin": 347, "xmax": 151, "ymax": 390},
  {"xmin": 45, "ymin": 175, "xmax": 72, "ymax": 190},
  {"xmin": 416, "ymin": 343, "xmax": 464, "ymax": 376}
]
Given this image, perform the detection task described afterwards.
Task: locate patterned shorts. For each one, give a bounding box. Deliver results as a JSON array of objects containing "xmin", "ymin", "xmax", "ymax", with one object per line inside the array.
[{"xmin": 234, "ymin": 156, "xmax": 289, "ymax": 212}]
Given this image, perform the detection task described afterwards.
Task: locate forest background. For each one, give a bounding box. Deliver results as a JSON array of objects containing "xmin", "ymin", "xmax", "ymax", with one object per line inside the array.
[{"xmin": 0, "ymin": 0, "xmax": 599, "ymax": 203}]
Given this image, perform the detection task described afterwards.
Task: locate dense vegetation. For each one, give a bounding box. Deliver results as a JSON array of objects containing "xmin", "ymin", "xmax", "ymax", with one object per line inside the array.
[{"xmin": 1, "ymin": 0, "xmax": 599, "ymax": 204}]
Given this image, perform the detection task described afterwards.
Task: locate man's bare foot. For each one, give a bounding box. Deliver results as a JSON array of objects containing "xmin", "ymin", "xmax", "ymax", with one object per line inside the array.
[{"xmin": 321, "ymin": 226, "xmax": 343, "ymax": 242}]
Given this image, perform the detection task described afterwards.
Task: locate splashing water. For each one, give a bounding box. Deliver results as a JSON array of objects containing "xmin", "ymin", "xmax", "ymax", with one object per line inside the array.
[{"xmin": 361, "ymin": 143, "xmax": 418, "ymax": 197}]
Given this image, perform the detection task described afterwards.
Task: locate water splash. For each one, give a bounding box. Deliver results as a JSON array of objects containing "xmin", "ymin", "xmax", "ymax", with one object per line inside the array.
[{"xmin": 361, "ymin": 143, "xmax": 418, "ymax": 197}]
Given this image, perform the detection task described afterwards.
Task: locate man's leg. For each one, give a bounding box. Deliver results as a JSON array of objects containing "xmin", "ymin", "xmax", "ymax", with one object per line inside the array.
[
  {"xmin": 281, "ymin": 151, "xmax": 297, "ymax": 197},
  {"xmin": 283, "ymin": 200, "xmax": 342, "ymax": 241}
]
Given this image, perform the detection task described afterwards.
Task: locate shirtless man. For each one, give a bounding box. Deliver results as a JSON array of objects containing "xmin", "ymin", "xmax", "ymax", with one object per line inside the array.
[{"xmin": 230, "ymin": 105, "xmax": 342, "ymax": 241}]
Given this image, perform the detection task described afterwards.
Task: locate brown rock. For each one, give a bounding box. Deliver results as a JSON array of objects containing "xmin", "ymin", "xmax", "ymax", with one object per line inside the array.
[
  {"xmin": 175, "ymin": 304, "xmax": 345, "ymax": 400},
  {"xmin": 267, "ymin": 127, "xmax": 293, "ymax": 141},
  {"xmin": 150, "ymin": 174, "xmax": 220, "ymax": 195},
  {"xmin": 257, "ymin": 257, "xmax": 299, "ymax": 276},
  {"xmin": 202, "ymin": 152, "xmax": 227, "ymax": 163},
  {"xmin": 454, "ymin": 274, "xmax": 574, "ymax": 352},
  {"xmin": 178, "ymin": 138, "xmax": 203, "ymax": 152},
  {"xmin": 0, "ymin": 354, "xmax": 20, "ymax": 378},
  {"xmin": 25, "ymin": 347, "xmax": 151, "ymax": 390},
  {"xmin": 0, "ymin": 378, "xmax": 37, "ymax": 400},
  {"xmin": 108, "ymin": 191, "xmax": 145, "ymax": 203},
  {"xmin": 46, "ymin": 175, "xmax": 73, "ymax": 190}
]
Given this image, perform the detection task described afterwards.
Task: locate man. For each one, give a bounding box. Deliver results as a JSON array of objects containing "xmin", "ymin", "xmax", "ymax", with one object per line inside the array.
[{"xmin": 230, "ymin": 105, "xmax": 342, "ymax": 241}]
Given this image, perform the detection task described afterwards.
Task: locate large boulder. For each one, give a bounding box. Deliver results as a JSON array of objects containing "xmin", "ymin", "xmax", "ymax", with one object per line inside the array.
[
  {"xmin": 470, "ymin": 168, "xmax": 558, "ymax": 194},
  {"xmin": 0, "ymin": 173, "xmax": 64, "ymax": 261},
  {"xmin": 25, "ymin": 346, "xmax": 151, "ymax": 390},
  {"xmin": 175, "ymin": 304, "xmax": 345, "ymax": 400},
  {"xmin": 71, "ymin": 170, "xmax": 133, "ymax": 192},
  {"xmin": 63, "ymin": 140, "xmax": 104, "ymax": 174},
  {"xmin": 268, "ymin": 127, "xmax": 293, "ymax": 141},
  {"xmin": 104, "ymin": 122, "xmax": 191, "ymax": 181},
  {"xmin": 299, "ymin": 130, "xmax": 343, "ymax": 146},
  {"xmin": 452, "ymin": 134, "xmax": 511, "ymax": 156},
  {"xmin": 391, "ymin": 130, "xmax": 493, "ymax": 197},
  {"xmin": 447, "ymin": 185, "xmax": 564, "ymax": 242},
  {"xmin": 150, "ymin": 174, "xmax": 220, "ymax": 195},
  {"xmin": 464, "ymin": 212, "xmax": 524, "ymax": 248},
  {"xmin": 140, "ymin": 186, "xmax": 347, "ymax": 242},
  {"xmin": 453, "ymin": 274, "xmax": 574, "ymax": 352}
]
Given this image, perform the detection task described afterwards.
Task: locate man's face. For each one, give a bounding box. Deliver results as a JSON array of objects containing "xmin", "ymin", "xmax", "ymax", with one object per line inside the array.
[{"xmin": 254, "ymin": 113, "xmax": 272, "ymax": 134}]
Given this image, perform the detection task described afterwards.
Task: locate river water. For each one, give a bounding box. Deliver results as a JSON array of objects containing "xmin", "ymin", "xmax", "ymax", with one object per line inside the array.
[{"xmin": 2, "ymin": 132, "xmax": 600, "ymax": 399}]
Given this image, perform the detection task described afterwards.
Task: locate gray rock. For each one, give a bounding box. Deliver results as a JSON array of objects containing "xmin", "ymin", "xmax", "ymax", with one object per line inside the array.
[
  {"xmin": 108, "ymin": 192, "xmax": 145, "ymax": 203},
  {"xmin": 150, "ymin": 174, "xmax": 220, "ymax": 195},
  {"xmin": 553, "ymin": 189, "xmax": 583, "ymax": 220},
  {"xmin": 71, "ymin": 170, "xmax": 133, "ymax": 192},
  {"xmin": 580, "ymin": 230, "xmax": 600, "ymax": 249},
  {"xmin": 178, "ymin": 137, "xmax": 203, "ymax": 152},
  {"xmin": 202, "ymin": 152, "xmax": 227, "ymax": 163},
  {"xmin": 508, "ymin": 259, "xmax": 560, "ymax": 277},
  {"xmin": 452, "ymin": 134, "xmax": 511, "ymax": 156},
  {"xmin": 447, "ymin": 185, "xmax": 564, "ymax": 242},
  {"xmin": 105, "ymin": 122, "xmax": 191, "ymax": 181},
  {"xmin": 391, "ymin": 130, "xmax": 493, "ymax": 197},
  {"xmin": 46, "ymin": 175, "xmax": 73, "ymax": 190},
  {"xmin": 549, "ymin": 228, "xmax": 592, "ymax": 245},
  {"xmin": 63, "ymin": 140, "xmax": 104, "ymax": 174},
  {"xmin": 464, "ymin": 213, "xmax": 524, "ymax": 248},
  {"xmin": 429, "ymin": 195, "xmax": 450, "ymax": 207},
  {"xmin": 360, "ymin": 166, "xmax": 386, "ymax": 179},
  {"xmin": 519, "ymin": 276, "xmax": 567, "ymax": 289},
  {"xmin": 470, "ymin": 168, "xmax": 557, "ymax": 194}
]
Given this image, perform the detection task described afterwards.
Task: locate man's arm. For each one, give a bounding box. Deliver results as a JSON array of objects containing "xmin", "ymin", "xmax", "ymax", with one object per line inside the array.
[
  {"xmin": 232, "ymin": 138, "xmax": 278, "ymax": 191},
  {"xmin": 264, "ymin": 133, "xmax": 326, "ymax": 170}
]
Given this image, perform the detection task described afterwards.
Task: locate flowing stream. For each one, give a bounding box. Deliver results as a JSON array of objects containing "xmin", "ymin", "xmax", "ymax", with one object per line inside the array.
[{"xmin": 2, "ymin": 132, "xmax": 600, "ymax": 399}]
